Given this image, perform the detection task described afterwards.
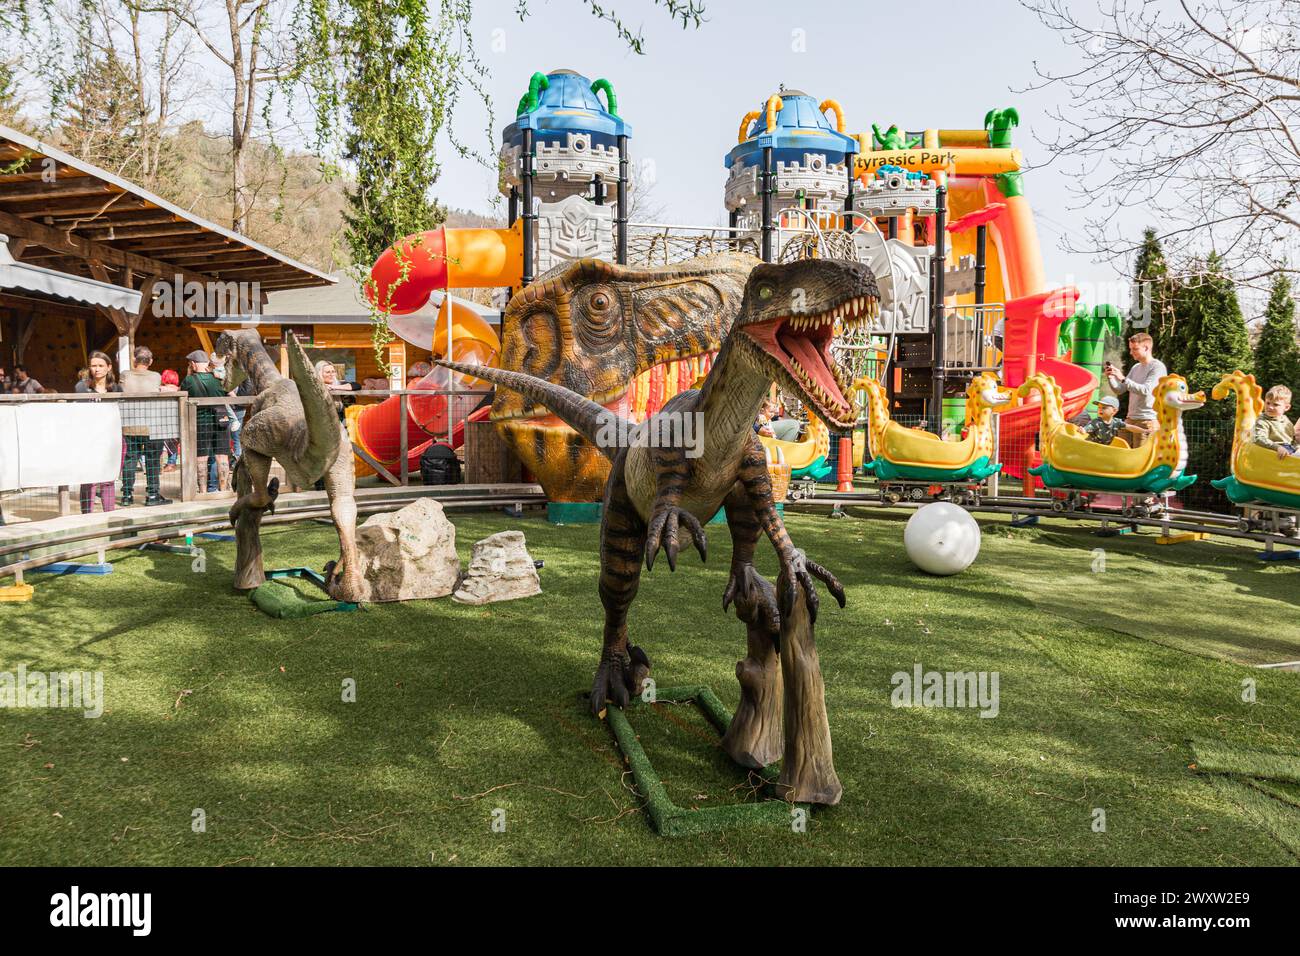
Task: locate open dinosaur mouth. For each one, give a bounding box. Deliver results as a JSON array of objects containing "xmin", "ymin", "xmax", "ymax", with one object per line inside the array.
[{"xmin": 741, "ymin": 295, "xmax": 878, "ymax": 429}]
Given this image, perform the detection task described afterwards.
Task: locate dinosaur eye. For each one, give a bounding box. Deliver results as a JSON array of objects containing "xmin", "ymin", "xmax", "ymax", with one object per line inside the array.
[
  {"xmin": 758, "ymin": 284, "xmax": 774, "ymax": 300},
  {"xmin": 577, "ymin": 287, "xmax": 622, "ymax": 354}
]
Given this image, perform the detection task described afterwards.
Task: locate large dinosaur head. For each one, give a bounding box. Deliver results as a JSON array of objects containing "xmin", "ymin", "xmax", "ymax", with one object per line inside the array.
[
  {"xmin": 730, "ymin": 258, "xmax": 880, "ymax": 431},
  {"xmin": 492, "ymin": 252, "xmax": 757, "ymax": 501},
  {"xmin": 213, "ymin": 330, "xmax": 250, "ymax": 390},
  {"xmin": 966, "ymin": 372, "xmax": 1014, "ymax": 412},
  {"xmin": 492, "ymin": 252, "xmax": 757, "ymax": 425}
]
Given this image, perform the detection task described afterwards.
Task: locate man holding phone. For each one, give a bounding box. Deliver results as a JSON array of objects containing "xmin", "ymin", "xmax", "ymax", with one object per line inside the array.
[{"xmin": 1103, "ymin": 332, "xmax": 1167, "ymax": 449}]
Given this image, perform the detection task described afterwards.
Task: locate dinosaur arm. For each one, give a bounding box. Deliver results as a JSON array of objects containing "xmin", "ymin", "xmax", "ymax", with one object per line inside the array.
[
  {"xmin": 642, "ymin": 446, "xmax": 707, "ymax": 572},
  {"xmin": 736, "ymin": 433, "xmax": 844, "ymax": 624}
]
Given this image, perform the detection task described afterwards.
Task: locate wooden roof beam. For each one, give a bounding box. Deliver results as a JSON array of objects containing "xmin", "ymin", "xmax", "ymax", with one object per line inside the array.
[
  {"xmin": 0, "ymin": 178, "xmax": 120, "ymax": 201},
  {"xmin": 21, "ymin": 197, "xmax": 152, "ymax": 218},
  {"xmin": 0, "ymin": 207, "xmax": 215, "ymax": 283},
  {"xmin": 118, "ymin": 239, "xmax": 240, "ymax": 256},
  {"xmin": 83, "ymin": 222, "xmax": 203, "ymax": 241}
]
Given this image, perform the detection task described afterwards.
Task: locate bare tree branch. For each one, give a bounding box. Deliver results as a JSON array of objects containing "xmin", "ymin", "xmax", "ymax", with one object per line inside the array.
[{"xmin": 1020, "ymin": 0, "xmax": 1300, "ymax": 289}]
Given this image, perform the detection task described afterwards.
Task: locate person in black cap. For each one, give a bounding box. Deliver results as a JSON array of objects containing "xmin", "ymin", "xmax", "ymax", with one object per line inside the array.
[{"xmin": 180, "ymin": 349, "xmax": 231, "ymax": 493}]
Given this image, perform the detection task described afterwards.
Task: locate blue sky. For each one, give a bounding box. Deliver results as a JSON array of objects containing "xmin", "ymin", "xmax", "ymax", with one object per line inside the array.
[{"xmin": 432, "ymin": 0, "xmax": 1133, "ymax": 295}]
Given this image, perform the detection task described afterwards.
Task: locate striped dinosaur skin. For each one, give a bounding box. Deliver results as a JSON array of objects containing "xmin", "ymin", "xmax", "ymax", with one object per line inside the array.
[
  {"xmin": 492, "ymin": 253, "xmax": 755, "ymax": 502},
  {"xmin": 441, "ymin": 258, "xmax": 881, "ymax": 714}
]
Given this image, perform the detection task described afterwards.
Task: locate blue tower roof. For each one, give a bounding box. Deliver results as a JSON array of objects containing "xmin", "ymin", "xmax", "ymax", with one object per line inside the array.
[
  {"xmin": 502, "ymin": 69, "xmax": 632, "ymax": 152},
  {"xmin": 725, "ymin": 91, "xmax": 857, "ymax": 170}
]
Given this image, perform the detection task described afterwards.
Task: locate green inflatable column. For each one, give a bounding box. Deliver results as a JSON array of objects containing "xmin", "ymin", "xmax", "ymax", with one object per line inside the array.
[{"xmin": 1059, "ymin": 304, "xmax": 1124, "ymax": 413}]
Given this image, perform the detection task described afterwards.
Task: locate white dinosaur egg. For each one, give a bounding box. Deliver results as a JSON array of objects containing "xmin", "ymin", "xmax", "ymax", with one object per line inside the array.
[{"xmin": 904, "ymin": 502, "xmax": 982, "ymax": 576}]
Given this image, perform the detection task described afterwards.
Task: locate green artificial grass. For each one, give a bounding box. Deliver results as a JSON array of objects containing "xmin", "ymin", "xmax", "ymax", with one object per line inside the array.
[
  {"xmin": 2, "ymin": 508, "xmax": 1300, "ymax": 865},
  {"xmin": 1191, "ymin": 739, "xmax": 1300, "ymax": 785}
]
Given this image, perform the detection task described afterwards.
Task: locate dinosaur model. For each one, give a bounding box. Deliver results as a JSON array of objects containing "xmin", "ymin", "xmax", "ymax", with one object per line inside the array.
[
  {"xmin": 1211, "ymin": 370, "xmax": 1300, "ymax": 508},
  {"xmin": 491, "ymin": 253, "xmax": 757, "ymax": 502},
  {"xmin": 859, "ymin": 372, "xmax": 1011, "ymax": 481},
  {"xmin": 214, "ymin": 330, "xmax": 364, "ymax": 601},
  {"xmin": 441, "ymin": 258, "xmax": 881, "ymax": 714},
  {"xmin": 1019, "ymin": 370, "xmax": 1204, "ymax": 493}
]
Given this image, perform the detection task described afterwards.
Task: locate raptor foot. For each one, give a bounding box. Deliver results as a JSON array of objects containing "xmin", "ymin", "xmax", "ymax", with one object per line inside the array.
[
  {"xmin": 589, "ymin": 645, "xmax": 651, "ymax": 716},
  {"xmin": 324, "ymin": 559, "xmax": 365, "ymax": 603},
  {"xmin": 777, "ymin": 548, "xmax": 846, "ymax": 626},
  {"xmin": 645, "ymin": 505, "xmax": 707, "ymax": 571},
  {"xmin": 723, "ymin": 563, "xmax": 782, "ymax": 648},
  {"xmin": 265, "ymin": 477, "xmax": 280, "ymax": 516}
]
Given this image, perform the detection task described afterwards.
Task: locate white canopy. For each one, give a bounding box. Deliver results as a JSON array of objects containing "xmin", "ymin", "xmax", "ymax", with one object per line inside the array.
[{"xmin": 0, "ymin": 234, "xmax": 141, "ymax": 312}]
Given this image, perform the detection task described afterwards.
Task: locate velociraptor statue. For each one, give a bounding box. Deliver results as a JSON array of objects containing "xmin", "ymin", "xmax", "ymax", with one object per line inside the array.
[
  {"xmin": 440, "ymin": 258, "xmax": 881, "ymax": 714},
  {"xmin": 214, "ymin": 330, "xmax": 364, "ymax": 602}
]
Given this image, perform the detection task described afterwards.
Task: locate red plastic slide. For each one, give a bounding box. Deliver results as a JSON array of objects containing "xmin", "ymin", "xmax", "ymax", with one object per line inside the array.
[
  {"xmin": 349, "ymin": 389, "xmax": 492, "ymax": 477},
  {"xmin": 996, "ymin": 287, "xmax": 1096, "ymax": 479}
]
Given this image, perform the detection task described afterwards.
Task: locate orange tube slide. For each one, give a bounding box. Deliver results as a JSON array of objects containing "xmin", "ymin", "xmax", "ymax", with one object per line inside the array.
[
  {"xmin": 983, "ymin": 178, "xmax": 1045, "ymax": 299},
  {"xmin": 369, "ymin": 220, "xmax": 524, "ymax": 314}
]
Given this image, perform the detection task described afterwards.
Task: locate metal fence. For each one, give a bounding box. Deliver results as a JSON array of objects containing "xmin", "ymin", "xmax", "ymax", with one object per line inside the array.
[{"xmin": 0, "ymin": 387, "xmax": 494, "ymax": 527}]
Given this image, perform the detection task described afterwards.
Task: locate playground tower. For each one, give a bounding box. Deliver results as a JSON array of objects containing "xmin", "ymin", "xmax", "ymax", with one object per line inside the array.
[{"xmin": 499, "ymin": 69, "xmax": 633, "ymax": 284}]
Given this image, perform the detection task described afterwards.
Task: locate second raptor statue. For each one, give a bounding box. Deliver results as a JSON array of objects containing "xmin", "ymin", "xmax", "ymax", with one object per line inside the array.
[
  {"xmin": 214, "ymin": 330, "xmax": 364, "ymax": 602},
  {"xmin": 440, "ymin": 257, "xmax": 881, "ymax": 714}
]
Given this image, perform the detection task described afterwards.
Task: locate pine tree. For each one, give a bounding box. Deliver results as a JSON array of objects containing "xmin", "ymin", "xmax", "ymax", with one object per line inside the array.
[
  {"xmin": 1130, "ymin": 228, "xmax": 1179, "ymax": 361},
  {"xmin": 1253, "ymin": 272, "xmax": 1300, "ymax": 400},
  {"xmin": 56, "ymin": 9, "xmax": 147, "ymax": 180},
  {"xmin": 1174, "ymin": 254, "xmax": 1252, "ymax": 510},
  {"xmin": 1180, "ymin": 253, "xmax": 1253, "ymax": 394}
]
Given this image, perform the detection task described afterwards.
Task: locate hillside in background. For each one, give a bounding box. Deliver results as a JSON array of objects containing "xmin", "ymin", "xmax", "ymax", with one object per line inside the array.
[{"xmin": 2, "ymin": 106, "xmax": 505, "ymax": 274}]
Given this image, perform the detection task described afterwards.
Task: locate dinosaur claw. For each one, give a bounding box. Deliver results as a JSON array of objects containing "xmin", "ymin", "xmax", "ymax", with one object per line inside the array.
[
  {"xmin": 808, "ymin": 559, "xmax": 847, "ymax": 608},
  {"xmin": 589, "ymin": 646, "xmax": 651, "ymax": 715},
  {"xmin": 646, "ymin": 504, "xmax": 705, "ymax": 572},
  {"xmin": 679, "ymin": 510, "xmax": 707, "ymax": 562},
  {"xmin": 798, "ymin": 569, "xmax": 821, "ymax": 625},
  {"xmin": 776, "ymin": 549, "xmax": 845, "ymax": 625}
]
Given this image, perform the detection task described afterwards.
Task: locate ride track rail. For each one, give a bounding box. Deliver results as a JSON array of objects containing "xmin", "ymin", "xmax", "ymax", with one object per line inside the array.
[
  {"xmin": 786, "ymin": 489, "xmax": 1300, "ymax": 553},
  {"xmin": 0, "ymin": 487, "xmax": 549, "ymax": 582},
  {"xmin": 6, "ymin": 483, "xmax": 1296, "ymax": 586}
]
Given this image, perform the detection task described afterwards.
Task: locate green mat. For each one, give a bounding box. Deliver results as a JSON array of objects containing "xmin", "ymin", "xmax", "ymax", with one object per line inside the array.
[
  {"xmin": 250, "ymin": 580, "xmax": 355, "ymax": 619},
  {"xmin": 600, "ymin": 685, "xmax": 801, "ymax": 837}
]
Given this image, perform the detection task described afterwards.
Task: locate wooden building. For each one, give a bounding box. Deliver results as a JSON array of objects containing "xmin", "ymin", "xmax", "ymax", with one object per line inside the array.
[
  {"xmin": 193, "ymin": 274, "xmax": 499, "ymax": 387},
  {"xmin": 0, "ymin": 124, "xmax": 333, "ymax": 390}
]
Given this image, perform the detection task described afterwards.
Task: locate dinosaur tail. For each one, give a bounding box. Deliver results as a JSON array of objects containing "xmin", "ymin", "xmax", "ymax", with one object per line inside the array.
[
  {"xmin": 286, "ymin": 332, "xmax": 342, "ymax": 470},
  {"xmin": 437, "ymin": 359, "xmax": 631, "ymax": 460}
]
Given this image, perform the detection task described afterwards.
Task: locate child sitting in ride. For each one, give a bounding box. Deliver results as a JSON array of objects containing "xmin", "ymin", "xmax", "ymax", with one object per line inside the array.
[
  {"xmin": 1253, "ymin": 385, "xmax": 1297, "ymax": 459},
  {"xmin": 1083, "ymin": 396, "xmax": 1128, "ymax": 446}
]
